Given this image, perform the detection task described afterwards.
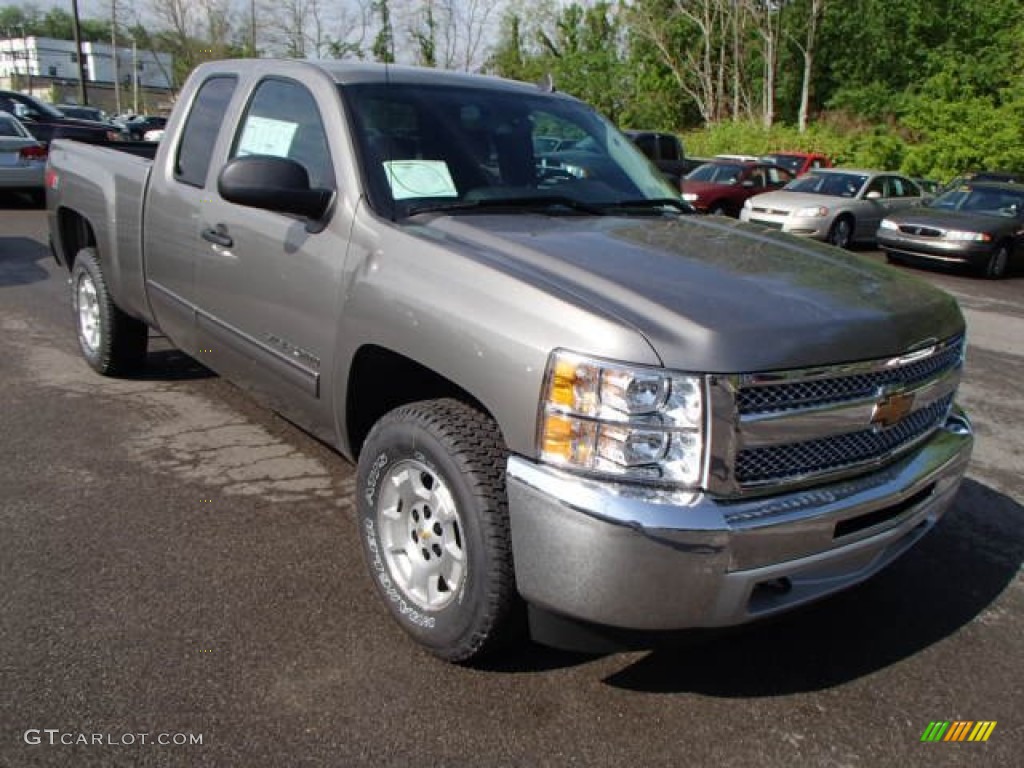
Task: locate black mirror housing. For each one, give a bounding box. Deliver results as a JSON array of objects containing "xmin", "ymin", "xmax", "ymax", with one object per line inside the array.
[{"xmin": 218, "ymin": 155, "xmax": 332, "ymax": 220}]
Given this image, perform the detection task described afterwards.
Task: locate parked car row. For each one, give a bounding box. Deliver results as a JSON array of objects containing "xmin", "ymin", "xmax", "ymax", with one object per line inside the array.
[
  {"xmin": 730, "ymin": 168, "xmax": 1021, "ymax": 279},
  {"xmin": 0, "ymin": 89, "xmax": 169, "ymax": 147}
]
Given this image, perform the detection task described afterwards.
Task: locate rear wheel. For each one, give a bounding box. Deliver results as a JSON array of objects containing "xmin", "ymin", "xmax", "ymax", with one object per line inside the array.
[
  {"xmin": 70, "ymin": 248, "xmax": 148, "ymax": 376},
  {"xmin": 356, "ymin": 399, "xmax": 520, "ymax": 663},
  {"xmin": 983, "ymin": 244, "xmax": 1009, "ymax": 279},
  {"xmin": 827, "ymin": 216, "xmax": 854, "ymax": 249}
]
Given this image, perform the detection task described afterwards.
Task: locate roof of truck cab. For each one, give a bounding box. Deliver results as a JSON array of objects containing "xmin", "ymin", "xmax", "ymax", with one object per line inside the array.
[
  {"xmin": 207, "ymin": 58, "xmax": 553, "ymax": 95},
  {"xmin": 322, "ymin": 62, "xmax": 565, "ymax": 97}
]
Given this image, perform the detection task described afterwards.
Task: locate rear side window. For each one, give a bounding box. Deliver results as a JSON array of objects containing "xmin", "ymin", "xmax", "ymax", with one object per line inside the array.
[
  {"xmin": 658, "ymin": 135, "xmax": 680, "ymax": 161},
  {"xmin": 175, "ymin": 76, "xmax": 237, "ymax": 188}
]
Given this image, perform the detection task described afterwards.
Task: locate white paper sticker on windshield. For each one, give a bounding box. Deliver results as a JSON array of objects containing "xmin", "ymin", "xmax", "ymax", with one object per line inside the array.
[
  {"xmin": 237, "ymin": 116, "xmax": 298, "ymax": 158},
  {"xmin": 384, "ymin": 160, "xmax": 458, "ymax": 199}
]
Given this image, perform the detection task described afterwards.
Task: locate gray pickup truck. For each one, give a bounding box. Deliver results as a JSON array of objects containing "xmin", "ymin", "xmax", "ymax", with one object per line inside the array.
[{"xmin": 46, "ymin": 59, "xmax": 973, "ymax": 662}]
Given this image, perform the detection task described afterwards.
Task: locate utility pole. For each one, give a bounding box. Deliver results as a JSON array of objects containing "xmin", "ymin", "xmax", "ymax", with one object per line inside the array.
[
  {"xmin": 131, "ymin": 38, "xmax": 138, "ymax": 114},
  {"xmin": 71, "ymin": 0, "xmax": 89, "ymax": 104},
  {"xmin": 250, "ymin": 0, "xmax": 257, "ymax": 57},
  {"xmin": 111, "ymin": 0, "xmax": 121, "ymax": 115}
]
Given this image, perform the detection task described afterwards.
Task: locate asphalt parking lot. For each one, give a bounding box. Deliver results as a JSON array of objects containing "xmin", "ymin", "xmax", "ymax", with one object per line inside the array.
[{"xmin": 1, "ymin": 195, "xmax": 1021, "ymax": 767}]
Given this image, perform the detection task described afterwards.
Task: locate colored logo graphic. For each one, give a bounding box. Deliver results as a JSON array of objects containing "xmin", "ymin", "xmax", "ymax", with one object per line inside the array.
[{"xmin": 920, "ymin": 721, "xmax": 997, "ymax": 742}]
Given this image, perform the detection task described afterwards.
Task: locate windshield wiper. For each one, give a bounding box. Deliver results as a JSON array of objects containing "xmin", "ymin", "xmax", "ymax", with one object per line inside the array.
[
  {"xmin": 405, "ymin": 195, "xmax": 608, "ymax": 217},
  {"xmin": 603, "ymin": 198, "xmax": 694, "ymax": 214}
]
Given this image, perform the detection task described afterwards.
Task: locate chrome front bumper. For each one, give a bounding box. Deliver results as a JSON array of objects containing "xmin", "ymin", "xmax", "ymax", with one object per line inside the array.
[{"xmin": 507, "ymin": 408, "xmax": 972, "ymax": 631}]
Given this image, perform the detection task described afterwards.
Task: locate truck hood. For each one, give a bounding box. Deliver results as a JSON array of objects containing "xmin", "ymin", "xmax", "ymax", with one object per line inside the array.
[{"xmin": 417, "ymin": 213, "xmax": 963, "ymax": 373}]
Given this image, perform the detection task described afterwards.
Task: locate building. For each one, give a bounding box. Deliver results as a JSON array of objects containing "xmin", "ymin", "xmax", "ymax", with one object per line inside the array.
[{"xmin": 0, "ymin": 36, "xmax": 174, "ymax": 112}]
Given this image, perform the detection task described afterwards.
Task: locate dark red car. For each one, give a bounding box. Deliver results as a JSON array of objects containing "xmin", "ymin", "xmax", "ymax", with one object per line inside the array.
[{"xmin": 680, "ymin": 160, "xmax": 793, "ymax": 217}]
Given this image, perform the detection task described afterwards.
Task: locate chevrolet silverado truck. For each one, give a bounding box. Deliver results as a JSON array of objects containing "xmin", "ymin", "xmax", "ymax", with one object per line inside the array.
[{"xmin": 46, "ymin": 59, "xmax": 973, "ymax": 662}]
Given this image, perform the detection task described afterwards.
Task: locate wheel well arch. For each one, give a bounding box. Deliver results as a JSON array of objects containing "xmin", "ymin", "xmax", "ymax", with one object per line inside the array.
[
  {"xmin": 345, "ymin": 345, "xmax": 495, "ymax": 458},
  {"xmin": 55, "ymin": 208, "xmax": 97, "ymax": 271}
]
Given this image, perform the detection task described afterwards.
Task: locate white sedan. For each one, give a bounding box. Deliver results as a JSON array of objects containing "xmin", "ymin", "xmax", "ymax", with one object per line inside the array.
[{"xmin": 740, "ymin": 169, "xmax": 925, "ymax": 248}]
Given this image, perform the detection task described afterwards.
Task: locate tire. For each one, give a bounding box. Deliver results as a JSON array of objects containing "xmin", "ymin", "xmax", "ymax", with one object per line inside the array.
[
  {"xmin": 356, "ymin": 399, "xmax": 520, "ymax": 662},
  {"xmin": 826, "ymin": 215, "xmax": 854, "ymax": 249},
  {"xmin": 983, "ymin": 244, "xmax": 1009, "ymax": 279},
  {"xmin": 70, "ymin": 247, "xmax": 148, "ymax": 376},
  {"xmin": 709, "ymin": 203, "xmax": 730, "ymax": 217}
]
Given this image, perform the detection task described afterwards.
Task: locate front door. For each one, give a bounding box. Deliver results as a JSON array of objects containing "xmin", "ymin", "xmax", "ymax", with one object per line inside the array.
[{"xmin": 193, "ymin": 76, "xmax": 348, "ymax": 432}]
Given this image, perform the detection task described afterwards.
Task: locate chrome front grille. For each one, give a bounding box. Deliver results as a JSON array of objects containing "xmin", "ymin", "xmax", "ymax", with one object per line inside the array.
[
  {"xmin": 720, "ymin": 335, "xmax": 964, "ymax": 493},
  {"xmin": 735, "ymin": 393, "xmax": 954, "ymax": 485},
  {"xmin": 737, "ymin": 338, "xmax": 964, "ymax": 415}
]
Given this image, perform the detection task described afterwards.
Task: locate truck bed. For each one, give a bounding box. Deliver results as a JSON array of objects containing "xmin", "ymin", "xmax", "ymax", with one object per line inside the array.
[{"xmin": 47, "ymin": 139, "xmax": 156, "ymax": 324}]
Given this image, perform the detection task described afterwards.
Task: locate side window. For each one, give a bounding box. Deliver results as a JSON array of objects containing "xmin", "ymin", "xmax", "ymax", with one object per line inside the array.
[
  {"xmin": 658, "ymin": 135, "xmax": 680, "ymax": 162},
  {"xmin": 175, "ymin": 76, "xmax": 237, "ymax": 188},
  {"xmin": 865, "ymin": 176, "xmax": 887, "ymax": 198},
  {"xmin": 766, "ymin": 166, "xmax": 789, "ymax": 185},
  {"xmin": 632, "ymin": 134, "xmax": 656, "ymax": 161},
  {"xmin": 232, "ymin": 78, "xmax": 335, "ymax": 190},
  {"xmin": 899, "ymin": 178, "xmax": 922, "ymax": 198}
]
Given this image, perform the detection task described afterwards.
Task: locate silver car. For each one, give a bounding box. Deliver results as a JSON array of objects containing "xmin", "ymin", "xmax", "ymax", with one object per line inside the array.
[
  {"xmin": 740, "ymin": 169, "xmax": 924, "ymax": 248},
  {"xmin": 0, "ymin": 110, "xmax": 47, "ymax": 203}
]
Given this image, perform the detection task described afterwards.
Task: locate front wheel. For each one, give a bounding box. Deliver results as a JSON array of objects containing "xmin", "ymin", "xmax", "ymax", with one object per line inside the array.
[
  {"xmin": 356, "ymin": 399, "xmax": 520, "ymax": 662},
  {"xmin": 826, "ymin": 216, "xmax": 854, "ymax": 249},
  {"xmin": 70, "ymin": 247, "xmax": 148, "ymax": 376},
  {"xmin": 983, "ymin": 244, "xmax": 1009, "ymax": 279}
]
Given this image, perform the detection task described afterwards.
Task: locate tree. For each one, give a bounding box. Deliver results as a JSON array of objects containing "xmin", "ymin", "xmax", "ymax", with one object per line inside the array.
[
  {"xmin": 372, "ymin": 0, "xmax": 394, "ymax": 62},
  {"xmin": 409, "ymin": 0, "xmax": 438, "ymax": 66},
  {"xmin": 786, "ymin": 0, "xmax": 827, "ymax": 132}
]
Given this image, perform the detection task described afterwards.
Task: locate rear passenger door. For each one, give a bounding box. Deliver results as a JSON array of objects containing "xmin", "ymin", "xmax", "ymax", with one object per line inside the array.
[
  {"xmin": 194, "ymin": 76, "xmax": 349, "ymax": 430},
  {"xmin": 144, "ymin": 74, "xmax": 238, "ymax": 352}
]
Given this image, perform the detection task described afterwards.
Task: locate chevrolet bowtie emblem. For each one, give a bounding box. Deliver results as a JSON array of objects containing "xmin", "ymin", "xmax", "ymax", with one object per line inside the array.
[{"xmin": 871, "ymin": 391, "xmax": 915, "ymax": 429}]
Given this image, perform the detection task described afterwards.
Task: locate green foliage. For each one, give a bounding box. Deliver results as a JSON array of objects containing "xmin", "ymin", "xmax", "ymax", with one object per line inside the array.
[{"xmin": 371, "ymin": 0, "xmax": 395, "ymax": 64}]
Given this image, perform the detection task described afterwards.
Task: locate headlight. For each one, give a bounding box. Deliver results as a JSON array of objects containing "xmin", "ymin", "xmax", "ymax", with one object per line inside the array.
[
  {"xmin": 794, "ymin": 206, "xmax": 829, "ymax": 217},
  {"xmin": 562, "ymin": 163, "xmax": 589, "ymax": 179},
  {"xmin": 879, "ymin": 218, "xmax": 898, "ymax": 231},
  {"xmin": 538, "ymin": 351, "xmax": 705, "ymax": 486},
  {"xmin": 681, "ymin": 193, "xmax": 699, "ymax": 202},
  {"xmin": 945, "ymin": 229, "xmax": 991, "ymax": 242}
]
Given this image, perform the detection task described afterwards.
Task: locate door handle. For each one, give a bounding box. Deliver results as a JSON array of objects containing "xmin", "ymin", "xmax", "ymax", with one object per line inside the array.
[{"xmin": 201, "ymin": 226, "xmax": 233, "ymax": 248}]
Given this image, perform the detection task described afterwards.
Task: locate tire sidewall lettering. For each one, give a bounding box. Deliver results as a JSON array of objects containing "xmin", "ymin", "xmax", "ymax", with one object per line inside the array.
[{"xmin": 363, "ymin": 517, "xmax": 437, "ymax": 629}]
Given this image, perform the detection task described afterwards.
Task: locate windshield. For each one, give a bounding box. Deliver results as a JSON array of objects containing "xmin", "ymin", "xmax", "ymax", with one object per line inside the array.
[
  {"xmin": 930, "ymin": 185, "xmax": 1024, "ymax": 217},
  {"xmin": 341, "ymin": 82, "xmax": 679, "ymax": 218},
  {"xmin": 784, "ymin": 171, "xmax": 868, "ymax": 198},
  {"xmin": 685, "ymin": 163, "xmax": 744, "ymax": 184}
]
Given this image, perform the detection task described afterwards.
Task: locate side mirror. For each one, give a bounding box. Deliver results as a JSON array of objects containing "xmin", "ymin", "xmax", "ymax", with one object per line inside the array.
[
  {"xmin": 865, "ymin": 190, "xmax": 882, "ymax": 200},
  {"xmin": 741, "ymin": 179, "xmax": 755, "ymax": 188},
  {"xmin": 218, "ymin": 155, "xmax": 332, "ymax": 220}
]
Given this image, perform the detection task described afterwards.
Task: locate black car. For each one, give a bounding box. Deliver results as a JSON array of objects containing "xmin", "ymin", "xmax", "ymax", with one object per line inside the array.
[
  {"xmin": 0, "ymin": 90, "xmax": 119, "ymax": 145},
  {"xmin": 877, "ymin": 181, "xmax": 1024, "ymax": 279},
  {"xmin": 122, "ymin": 115, "xmax": 168, "ymax": 140},
  {"xmin": 57, "ymin": 104, "xmax": 109, "ymax": 123}
]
